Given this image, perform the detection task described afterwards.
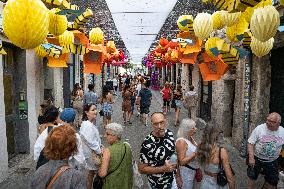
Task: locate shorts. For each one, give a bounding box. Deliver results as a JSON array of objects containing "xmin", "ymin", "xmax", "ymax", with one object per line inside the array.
[
  {"xmin": 175, "ymin": 100, "xmax": 182, "ymax": 108},
  {"xmin": 163, "ymin": 99, "xmax": 170, "ymax": 107},
  {"xmin": 140, "ymin": 106, "xmax": 150, "ymax": 114},
  {"xmin": 247, "ymin": 156, "xmax": 279, "ymax": 186}
]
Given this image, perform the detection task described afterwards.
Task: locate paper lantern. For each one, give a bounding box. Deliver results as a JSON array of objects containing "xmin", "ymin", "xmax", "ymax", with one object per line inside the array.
[
  {"xmin": 59, "ymin": 31, "xmax": 74, "ymax": 46},
  {"xmin": 89, "ymin": 27, "xmax": 104, "ymax": 45},
  {"xmin": 242, "ymin": 0, "xmax": 273, "ymax": 22},
  {"xmin": 250, "ymin": 37, "xmax": 274, "ymax": 57},
  {"xmin": 212, "ymin": 11, "xmax": 224, "ymax": 30},
  {"xmin": 3, "ymin": 0, "xmax": 49, "ymax": 49},
  {"xmin": 177, "ymin": 15, "xmax": 194, "ymax": 32},
  {"xmin": 193, "ymin": 13, "xmax": 213, "ymax": 40},
  {"xmin": 221, "ymin": 11, "xmax": 241, "ymax": 27},
  {"xmin": 250, "ymin": 6, "xmax": 280, "ymax": 42},
  {"xmin": 226, "ymin": 15, "xmax": 249, "ymax": 42},
  {"xmin": 48, "ymin": 8, "xmax": 67, "ymax": 36},
  {"xmin": 47, "ymin": 53, "xmax": 69, "ymax": 67}
]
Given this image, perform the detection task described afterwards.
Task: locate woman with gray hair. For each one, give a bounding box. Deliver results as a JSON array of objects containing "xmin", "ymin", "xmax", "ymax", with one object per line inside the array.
[
  {"xmin": 175, "ymin": 118, "xmax": 198, "ymax": 189},
  {"xmin": 98, "ymin": 123, "xmax": 133, "ymax": 189}
]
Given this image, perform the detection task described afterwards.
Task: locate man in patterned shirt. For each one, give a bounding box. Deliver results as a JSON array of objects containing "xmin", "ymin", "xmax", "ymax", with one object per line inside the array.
[{"xmin": 138, "ymin": 112, "xmax": 179, "ymax": 189}]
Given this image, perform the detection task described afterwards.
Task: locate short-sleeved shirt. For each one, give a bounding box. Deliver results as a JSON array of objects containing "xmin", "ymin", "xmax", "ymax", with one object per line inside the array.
[
  {"xmin": 248, "ymin": 123, "xmax": 284, "ymax": 161},
  {"xmin": 139, "ymin": 88, "xmax": 152, "ymax": 107},
  {"xmin": 84, "ymin": 91, "xmax": 98, "ymax": 105},
  {"xmin": 140, "ymin": 129, "xmax": 175, "ymax": 189}
]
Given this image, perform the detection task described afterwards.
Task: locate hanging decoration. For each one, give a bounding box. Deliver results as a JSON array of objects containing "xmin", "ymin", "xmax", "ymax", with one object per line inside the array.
[
  {"xmin": 58, "ymin": 30, "xmax": 74, "ymax": 46},
  {"xmin": 250, "ymin": 37, "xmax": 274, "ymax": 57},
  {"xmin": 250, "ymin": 6, "xmax": 280, "ymax": 42},
  {"xmin": 3, "ymin": 0, "xmax": 49, "ymax": 49},
  {"xmin": 212, "ymin": 11, "xmax": 224, "ymax": 30},
  {"xmin": 226, "ymin": 15, "xmax": 249, "ymax": 42},
  {"xmin": 177, "ymin": 15, "xmax": 194, "ymax": 32},
  {"xmin": 67, "ymin": 8, "xmax": 93, "ymax": 30},
  {"xmin": 199, "ymin": 53, "xmax": 229, "ymax": 81},
  {"xmin": 220, "ymin": 11, "xmax": 241, "ymax": 27},
  {"xmin": 193, "ymin": 13, "xmax": 213, "ymax": 40},
  {"xmin": 48, "ymin": 8, "xmax": 67, "ymax": 36},
  {"xmin": 47, "ymin": 53, "xmax": 69, "ymax": 67},
  {"xmin": 89, "ymin": 28, "xmax": 104, "ymax": 45}
]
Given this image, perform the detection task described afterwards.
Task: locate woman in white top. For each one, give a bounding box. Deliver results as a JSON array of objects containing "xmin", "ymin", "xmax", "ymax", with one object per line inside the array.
[
  {"xmin": 80, "ymin": 104, "xmax": 102, "ymax": 189},
  {"xmin": 176, "ymin": 119, "xmax": 198, "ymax": 189}
]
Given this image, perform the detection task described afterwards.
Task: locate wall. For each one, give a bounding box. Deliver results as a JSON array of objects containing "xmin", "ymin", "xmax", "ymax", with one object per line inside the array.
[{"xmin": 0, "ymin": 51, "xmax": 8, "ymax": 182}]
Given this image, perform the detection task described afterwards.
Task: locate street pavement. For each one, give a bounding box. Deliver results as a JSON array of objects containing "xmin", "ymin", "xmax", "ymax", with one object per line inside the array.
[{"xmin": 0, "ymin": 89, "xmax": 263, "ymax": 189}]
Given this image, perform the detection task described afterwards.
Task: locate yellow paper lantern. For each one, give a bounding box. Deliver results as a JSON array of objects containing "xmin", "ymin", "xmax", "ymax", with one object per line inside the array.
[
  {"xmin": 193, "ymin": 13, "xmax": 213, "ymax": 40},
  {"xmin": 250, "ymin": 37, "xmax": 274, "ymax": 57},
  {"xmin": 59, "ymin": 31, "xmax": 74, "ymax": 46},
  {"xmin": 212, "ymin": 11, "xmax": 224, "ymax": 30},
  {"xmin": 242, "ymin": 0, "xmax": 273, "ymax": 23},
  {"xmin": 3, "ymin": 0, "xmax": 49, "ymax": 49},
  {"xmin": 250, "ymin": 6, "xmax": 280, "ymax": 42},
  {"xmin": 89, "ymin": 28, "xmax": 104, "ymax": 45},
  {"xmin": 221, "ymin": 11, "xmax": 241, "ymax": 27},
  {"xmin": 177, "ymin": 15, "xmax": 194, "ymax": 32},
  {"xmin": 226, "ymin": 15, "xmax": 249, "ymax": 42},
  {"xmin": 49, "ymin": 8, "xmax": 68, "ymax": 36}
]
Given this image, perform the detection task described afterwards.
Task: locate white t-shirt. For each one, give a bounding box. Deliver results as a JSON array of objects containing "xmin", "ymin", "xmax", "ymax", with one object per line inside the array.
[
  {"xmin": 112, "ymin": 78, "xmax": 118, "ymax": 86},
  {"xmin": 248, "ymin": 123, "xmax": 284, "ymax": 161}
]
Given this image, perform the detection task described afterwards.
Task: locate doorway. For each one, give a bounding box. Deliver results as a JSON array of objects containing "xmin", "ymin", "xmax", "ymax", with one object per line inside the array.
[{"xmin": 270, "ymin": 46, "xmax": 284, "ymax": 126}]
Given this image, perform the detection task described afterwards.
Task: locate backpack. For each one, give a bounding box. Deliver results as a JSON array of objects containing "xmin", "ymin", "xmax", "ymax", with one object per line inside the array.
[{"xmin": 36, "ymin": 126, "xmax": 53, "ymax": 170}]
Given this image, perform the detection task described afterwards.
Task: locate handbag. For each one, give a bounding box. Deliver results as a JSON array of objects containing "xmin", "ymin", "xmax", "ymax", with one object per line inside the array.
[
  {"xmin": 93, "ymin": 144, "xmax": 127, "ymax": 189},
  {"xmin": 185, "ymin": 165, "xmax": 203, "ymax": 182},
  {"xmin": 93, "ymin": 175, "xmax": 103, "ymax": 189},
  {"xmin": 46, "ymin": 165, "xmax": 71, "ymax": 189},
  {"xmin": 124, "ymin": 142, "xmax": 144, "ymax": 188},
  {"xmin": 217, "ymin": 147, "xmax": 235, "ymax": 186},
  {"xmin": 99, "ymin": 110, "xmax": 104, "ymax": 116}
]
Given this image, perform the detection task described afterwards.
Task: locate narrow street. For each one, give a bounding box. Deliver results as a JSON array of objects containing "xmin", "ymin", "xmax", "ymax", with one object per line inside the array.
[{"xmin": 0, "ymin": 90, "xmax": 262, "ymax": 189}]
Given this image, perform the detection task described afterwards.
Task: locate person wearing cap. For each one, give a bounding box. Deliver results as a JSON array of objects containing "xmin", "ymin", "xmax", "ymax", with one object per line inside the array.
[{"xmin": 34, "ymin": 107, "xmax": 85, "ymax": 169}]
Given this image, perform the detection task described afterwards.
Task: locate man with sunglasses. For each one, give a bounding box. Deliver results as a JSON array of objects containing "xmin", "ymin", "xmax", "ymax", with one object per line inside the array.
[
  {"xmin": 247, "ymin": 112, "xmax": 284, "ymax": 189},
  {"xmin": 138, "ymin": 112, "xmax": 179, "ymax": 189}
]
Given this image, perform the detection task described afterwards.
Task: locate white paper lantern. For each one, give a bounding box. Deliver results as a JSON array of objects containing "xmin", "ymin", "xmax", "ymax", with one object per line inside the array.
[
  {"xmin": 250, "ymin": 37, "xmax": 274, "ymax": 57},
  {"xmin": 193, "ymin": 13, "xmax": 213, "ymax": 40}
]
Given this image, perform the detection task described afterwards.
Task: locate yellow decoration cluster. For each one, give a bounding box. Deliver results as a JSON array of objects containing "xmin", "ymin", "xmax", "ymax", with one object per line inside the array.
[
  {"xmin": 3, "ymin": 0, "xmax": 49, "ymax": 49},
  {"xmin": 212, "ymin": 11, "xmax": 224, "ymax": 30},
  {"xmin": 49, "ymin": 8, "xmax": 68, "ymax": 36},
  {"xmin": 59, "ymin": 31, "xmax": 74, "ymax": 46},
  {"xmin": 89, "ymin": 28, "xmax": 104, "ymax": 45},
  {"xmin": 193, "ymin": 13, "xmax": 213, "ymax": 40},
  {"xmin": 226, "ymin": 14, "xmax": 249, "ymax": 42}
]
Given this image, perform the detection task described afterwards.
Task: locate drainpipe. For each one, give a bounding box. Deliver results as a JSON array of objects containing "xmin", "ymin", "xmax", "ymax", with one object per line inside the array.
[{"xmin": 240, "ymin": 51, "xmax": 253, "ymax": 158}]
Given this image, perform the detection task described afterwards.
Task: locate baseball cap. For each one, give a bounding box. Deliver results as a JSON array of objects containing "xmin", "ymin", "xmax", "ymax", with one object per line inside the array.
[{"xmin": 60, "ymin": 108, "xmax": 76, "ymax": 123}]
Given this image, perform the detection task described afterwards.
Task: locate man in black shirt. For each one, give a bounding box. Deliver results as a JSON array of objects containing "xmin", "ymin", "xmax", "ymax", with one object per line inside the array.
[{"xmin": 138, "ymin": 112, "xmax": 179, "ymax": 189}]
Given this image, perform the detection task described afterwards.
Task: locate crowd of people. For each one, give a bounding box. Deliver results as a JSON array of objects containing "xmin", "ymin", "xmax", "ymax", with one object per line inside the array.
[{"xmin": 31, "ymin": 73, "xmax": 284, "ymax": 189}]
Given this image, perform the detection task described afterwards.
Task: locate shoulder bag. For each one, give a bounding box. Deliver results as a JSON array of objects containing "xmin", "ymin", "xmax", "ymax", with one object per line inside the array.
[
  {"xmin": 46, "ymin": 165, "xmax": 71, "ymax": 189},
  {"xmin": 217, "ymin": 147, "xmax": 235, "ymax": 186},
  {"xmin": 184, "ymin": 164, "xmax": 203, "ymax": 182},
  {"xmin": 93, "ymin": 144, "xmax": 127, "ymax": 189}
]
